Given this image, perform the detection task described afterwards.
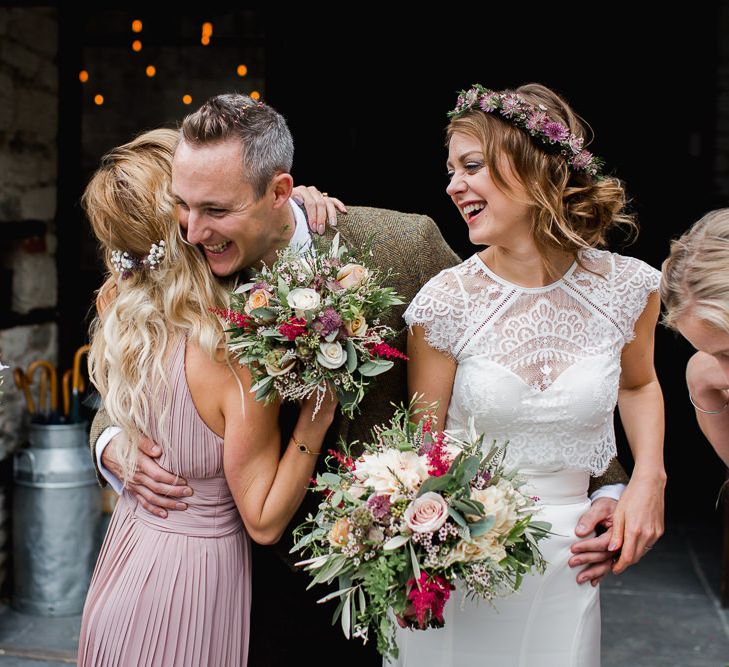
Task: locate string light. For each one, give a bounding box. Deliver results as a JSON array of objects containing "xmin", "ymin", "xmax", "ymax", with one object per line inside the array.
[
  {"xmin": 132, "ymin": 39, "xmax": 142, "ymax": 52},
  {"xmin": 94, "ymin": 94, "xmax": 104, "ymax": 106},
  {"xmin": 132, "ymin": 20, "xmax": 142, "ymax": 33},
  {"xmin": 201, "ymin": 22, "xmax": 213, "ymax": 46},
  {"xmin": 250, "ymin": 91, "xmax": 261, "ymax": 100},
  {"xmin": 237, "ymin": 64, "xmax": 248, "ymax": 77},
  {"xmin": 145, "ymin": 65, "xmax": 156, "ymax": 77},
  {"xmin": 79, "ymin": 70, "xmax": 89, "ymax": 83},
  {"xmin": 182, "ymin": 94, "xmax": 192, "ymax": 105}
]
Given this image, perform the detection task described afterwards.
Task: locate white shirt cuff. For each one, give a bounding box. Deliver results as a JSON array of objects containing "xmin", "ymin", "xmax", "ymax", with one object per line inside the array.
[
  {"xmin": 96, "ymin": 426, "xmax": 124, "ymax": 495},
  {"xmin": 589, "ymin": 483, "xmax": 626, "ymax": 503}
]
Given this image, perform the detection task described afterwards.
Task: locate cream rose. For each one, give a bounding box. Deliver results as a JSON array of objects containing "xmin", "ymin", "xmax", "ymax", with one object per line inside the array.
[
  {"xmin": 353, "ymin": 450, "xmax": 428, "ymax": 498},
  {"xmin": 287, "ymin": 288, "xmax": 321, "ymax": 317},
  {"xmin": 446, "ymin": 534, "xmax": 506, "ymax": 565},
  {"xmin": 336, "ymin": 263, "xmax": 369, "ymax": 289},
  {"xmin": 317, "ymin": 342, "xmax": 347, "ymax": 369},
  {"xmin": 245, "ymin": 288, "xmax": 272, "ymax": 314},
  {"xmin": 329, "ymin": 517, "xmax": 351, "ymax": 548},
  {"xmin": 344, "ymin": 315, "xmax": 368, "ymax": 337},
  {"xmin": 470, "ymin": 485, "xmax": 518, "ymax": 536},
  {"xmin": 404, "ymin": 492, "xmax": 449, "ymax": 533}
]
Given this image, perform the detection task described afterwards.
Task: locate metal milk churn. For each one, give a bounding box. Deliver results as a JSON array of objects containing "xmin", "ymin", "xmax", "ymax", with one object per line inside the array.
[{"xmin": 12, "ymin": 422, "xmax": 101, "ymax": 615}]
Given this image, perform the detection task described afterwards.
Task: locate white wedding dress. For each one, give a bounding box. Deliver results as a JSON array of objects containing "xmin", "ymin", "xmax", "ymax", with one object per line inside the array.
[{"xmin": 392, "ymin": 248, "xmax": 660, "ymax": 667}]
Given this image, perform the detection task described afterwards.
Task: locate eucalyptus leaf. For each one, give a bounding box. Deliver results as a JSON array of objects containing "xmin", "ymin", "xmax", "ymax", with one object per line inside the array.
[
  {"xmin": 331, "ymin": 232, "xmax": 340, "ymax": 258},
  {"xmin": 250, "ymin": 306, "xmax": 276, "ymax": 320},
  {"xmin": 383, "ymin": 534, "xmax": 410, "ymax": 550},
  {"xmin": 233, "ymin": 282, "xmax": 255, "ymax": 294},
  {"xmin": 250, "ymin": 375, "xmax": 274, "ymax": 394},
  {"xmin": 468, "ymin": 515, "xmax": 496, "ymax": 537},
  {"xmin": 358, "ymin": 360, "xmax": 394, "ymax": 377},
  {"xmin": 346, "ymin": 339, "xmax": 358, "ymax": 373},
  {"xmin": 255, "ymin": 382, "xmax": 273, "ymax": 401},
  {"xmin": 409, "ymin": 541, "xmax": 421, "ymax": 582},
  {"xmin": 417, "ymin": 474, "xmax": 452, "ymax": 497},
  {"xmin": 325, "ymin": 330, "xmax": 339, "ymax": 343},
  {"xmin": 321, "ymin": 472, "xmax": 341, "ymax": 486},
  {"xmin": 447, "ymin": 506, "xmax": 468, "ymax": 529},
  {"xmin": 341, "ymin": 590, "xmax": 351, "ymax": 638},
  {"xmin": 317, "ymin": 585, "xmax": 356, "ymax": 604},
  {"xmin": 278, "ymin": 276, "xmax": 290, "ymax": 300}
]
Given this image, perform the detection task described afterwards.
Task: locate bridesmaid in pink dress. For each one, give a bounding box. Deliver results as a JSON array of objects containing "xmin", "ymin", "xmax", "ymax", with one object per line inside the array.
[{"xmin": 77, "ymin": 129, "xmax": 335, "ymax": 667}]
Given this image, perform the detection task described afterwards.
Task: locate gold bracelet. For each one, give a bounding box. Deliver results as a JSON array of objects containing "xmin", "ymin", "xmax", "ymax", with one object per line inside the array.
[{"xmin": 293, "ymin": 436, "xmax": 320, "ymax": 456}]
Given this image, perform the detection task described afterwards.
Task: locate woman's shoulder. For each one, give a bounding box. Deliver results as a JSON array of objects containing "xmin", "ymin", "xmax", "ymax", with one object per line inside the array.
[
  {"xmin": 579, "ymin": 248, "xmax": 661, "ymax": 286},
  {"xmin": 416, "ymin": 254, "xmax": 481, "ymax": 293}
]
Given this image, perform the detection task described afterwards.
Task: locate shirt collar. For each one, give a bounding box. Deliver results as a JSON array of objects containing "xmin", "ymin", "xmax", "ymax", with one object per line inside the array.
[{"xmin": 287, "ymin": 198, "xmax": 313, "ymax": 253}]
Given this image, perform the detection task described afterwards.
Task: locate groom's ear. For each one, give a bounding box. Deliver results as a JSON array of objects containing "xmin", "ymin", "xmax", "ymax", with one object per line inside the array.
[{"xmin": 270, "ymin": 173, "xmax": 294, "ymax": 210}]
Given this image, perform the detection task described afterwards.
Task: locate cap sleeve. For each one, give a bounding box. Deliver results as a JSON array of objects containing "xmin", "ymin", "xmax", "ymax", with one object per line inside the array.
[
  {"xmin": 403, "ymin": 268, "xmax": 469, "ymax": 358},
  {"xmin": 612, "ymin": 255, "xmax": 661, "ymax": 344}
]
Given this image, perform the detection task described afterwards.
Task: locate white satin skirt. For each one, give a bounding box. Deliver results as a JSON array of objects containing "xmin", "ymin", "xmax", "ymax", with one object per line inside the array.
[{"xmin": 388, "ymin": 469, "xmax": 600, "ymax": 667}]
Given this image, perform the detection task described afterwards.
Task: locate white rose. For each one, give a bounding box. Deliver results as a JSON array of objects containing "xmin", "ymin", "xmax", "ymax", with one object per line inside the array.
[
  {"xmin": 353, "ymin": 450, "xmax": 428, "ymax": 498},
  {"xmin": 445, "ymin": 534, "xmax": 506, "ymax": 565},
  {"xmin": 287, "ymin": 288, "xmax": 321, "ymax": 317},
  {"xmin": 317, "ymin": 342, "xmax": 347, "ymax": 369},
  {"xmin": 404, "ymin": 492, "xmax": 449, "ymax": 533},
  {"xmin": 336, "ymin": 263, "xmax": 369, "ymax": 289},
  {"xmin": 470, "ymin": 485, "xmax": 518, "ymax": 536}
]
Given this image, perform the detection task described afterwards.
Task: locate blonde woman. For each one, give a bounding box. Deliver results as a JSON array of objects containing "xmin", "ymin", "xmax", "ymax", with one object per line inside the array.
[
  {"xmin": 394, "ymin": 84, "xmax": 666, "ymax": 666},
  {"xmin": 77, "ymin": 129, "xmax": 336, "ymax": 666},
  {"xmin": 661, "ymin": 208, "xmax": 729, "ymax": 467}
]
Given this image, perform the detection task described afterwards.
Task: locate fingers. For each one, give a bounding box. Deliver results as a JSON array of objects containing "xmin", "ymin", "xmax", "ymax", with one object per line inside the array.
[
  {"xmin": 573, "ymin": 558, "xmax": 612, "ymax": 585},
  {"xmin": 292, "ymin": 186, "xmax": 346, "ymax": 234},
  {"xmin": 131, "ymin": 469, "xmax": 192, "ymax": 500},
  {"xmin": 326, "ymin": 197, "xmax": 346, "ymax": 226},
  {"xmin": 570, "ymin": 528, "xmax": 612, "ymax": 555},
  {"xmin": 136, "ymin": 450, "xmax": 188, "ymax": 487},
  {"xmin": 575, "ymin": 497, "xmax": 616, "ymax": 536},
  {"xmin": 138, "ymin": 435, "xmax": 163, "ymax": 458},
  {"xmin": 612, "ymin": 525, "xmax": 662, "ymax": 574},
  {"xmin": 128, "ymin": 481, "xmax": 188, "ymax": 519}
]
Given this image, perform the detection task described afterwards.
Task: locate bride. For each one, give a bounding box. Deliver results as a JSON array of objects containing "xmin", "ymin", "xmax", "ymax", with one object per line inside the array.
[{"xmin": 393, "ymin": 83, "xmax": 666, "ymax": 666}]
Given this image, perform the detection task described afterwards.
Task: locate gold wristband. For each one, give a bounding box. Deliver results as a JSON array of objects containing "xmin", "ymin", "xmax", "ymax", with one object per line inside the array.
[{"xmin": 293, "ymin": 436, "xmax": 320, "ymax": 456}]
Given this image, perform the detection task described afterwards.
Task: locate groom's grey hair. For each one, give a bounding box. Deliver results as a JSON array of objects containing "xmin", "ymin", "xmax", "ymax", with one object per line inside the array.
[{"xmin": 179, "ymin": 93, "xmax": 294, "ymax": 200}]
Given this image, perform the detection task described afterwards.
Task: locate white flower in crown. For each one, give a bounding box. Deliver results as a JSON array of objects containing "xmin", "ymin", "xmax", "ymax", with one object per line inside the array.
[{"xmin": 144, "ymin": 240, "xmax": 166, "ymax": 269}]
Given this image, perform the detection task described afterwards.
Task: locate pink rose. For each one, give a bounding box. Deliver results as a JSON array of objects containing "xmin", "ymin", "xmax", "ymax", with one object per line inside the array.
[
  {"xmin": 404, "ymin": 492, "xmax": 449, "ymax": 533},
  {"xmin": 336, "ymin": 263, "xmax": 368, "ymax": 290}
]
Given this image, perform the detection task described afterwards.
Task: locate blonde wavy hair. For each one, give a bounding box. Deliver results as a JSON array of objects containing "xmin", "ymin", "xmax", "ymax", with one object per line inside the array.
[
  {"xmin": 661, "ymin": 208, "xmax": 729, "ymax": 334},
  {"xmin": 84, "ymin": 128, "xmax": 230, "ymax": 482},
  {"xmin": 446, "ymin": 83, "xmax": 637, "ymax": 277}
]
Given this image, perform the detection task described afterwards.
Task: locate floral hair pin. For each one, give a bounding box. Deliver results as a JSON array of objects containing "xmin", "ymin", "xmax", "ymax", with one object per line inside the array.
[
  {"xmin": 449, "ymin": 84, "xmax": 604, "ymax": 178},
  {"xmin": 111, "ymin": 240, "xmax": 166, "ymax": 279}
]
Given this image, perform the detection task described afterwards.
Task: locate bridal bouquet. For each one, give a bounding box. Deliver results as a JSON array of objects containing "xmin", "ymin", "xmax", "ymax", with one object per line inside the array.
[
  {"xmin": 291, "ymin": 402, "xmax": 551, "ymax": 660},
  {"xmin": 218, "ymin": 234, "xmax": 404, "ymax": 417}
]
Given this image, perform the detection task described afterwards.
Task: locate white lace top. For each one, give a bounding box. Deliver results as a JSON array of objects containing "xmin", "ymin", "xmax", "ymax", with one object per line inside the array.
[{"xmin": 404, "ymin": 249, "xmax": 661, "ymax": 475}]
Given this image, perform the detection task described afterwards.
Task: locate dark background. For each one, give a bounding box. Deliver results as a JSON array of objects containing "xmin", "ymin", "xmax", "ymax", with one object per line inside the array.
[{"xmin": 58, "ymin": 6, "xmax": 725, "ymax": 521}]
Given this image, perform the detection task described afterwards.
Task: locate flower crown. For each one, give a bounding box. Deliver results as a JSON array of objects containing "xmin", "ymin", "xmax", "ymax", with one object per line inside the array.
[
  {"xmin": 448, "ymin": 84, "xmax": 603, "ymax": 178},
  {"xmin": 110, "ymin": 240, "xmax": 166, "ymax": 279}
]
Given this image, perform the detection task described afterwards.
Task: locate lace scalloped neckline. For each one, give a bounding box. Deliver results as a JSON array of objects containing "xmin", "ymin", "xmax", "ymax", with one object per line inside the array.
[{"xmin": 473, "ymin": 252, "xmax": 579, "ymax": 293}]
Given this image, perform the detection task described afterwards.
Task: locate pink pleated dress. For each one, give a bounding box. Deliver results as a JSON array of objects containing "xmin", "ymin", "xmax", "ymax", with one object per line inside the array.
[{"xmin": 78, "ymin": 337, "xmax": 251, "ymax": 666}]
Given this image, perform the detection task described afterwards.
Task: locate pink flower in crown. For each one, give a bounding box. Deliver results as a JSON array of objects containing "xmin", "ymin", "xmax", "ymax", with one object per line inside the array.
[
  {"xmin": 567, "ymin": 135, "xmax": 584, "ymax": 154},
  {"xmin": 464, "ymin": 88, "xmax": 478, "ymax": 106},
  {"xmin": 500, "ymin": 94, "xmax": 524, "ymax": 118},
  {"xmin": 525, "ymin": 110, "xmax": 547, "ymax": 133},
  {"xmin": 543, "ymin": 121, "xmax": 570, "ymax": 143},
  {"xmin": 479, "ymin": 93, "xmax": 500, "ymax": 112},
  {"xmin": 571, "ymin": 149, "xmax": 594, "ymax": 171}
]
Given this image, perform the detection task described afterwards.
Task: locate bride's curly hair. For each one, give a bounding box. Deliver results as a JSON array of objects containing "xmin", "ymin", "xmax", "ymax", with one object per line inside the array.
[
  {"xmin": 446, "ymin": 83, "xmax": 637, "ymax": 278},
  {"xmin": 84, "ymin": 128, "xmax": 230, "ymax": 483}
]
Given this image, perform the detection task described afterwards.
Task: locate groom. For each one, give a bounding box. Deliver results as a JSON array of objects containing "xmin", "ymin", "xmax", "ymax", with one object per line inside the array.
[{"xmin": 89, "ymin": 94, "xmax": 628, "ymax": 665}]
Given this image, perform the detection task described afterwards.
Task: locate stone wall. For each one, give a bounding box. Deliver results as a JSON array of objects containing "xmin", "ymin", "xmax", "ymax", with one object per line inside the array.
[
  {"xmin": 0, "ymin": 7, "xmax": 59, "ymax": 593},
  {"xmin": 0, "ymin": 6, "xmax": 58, "ymax": 459}
]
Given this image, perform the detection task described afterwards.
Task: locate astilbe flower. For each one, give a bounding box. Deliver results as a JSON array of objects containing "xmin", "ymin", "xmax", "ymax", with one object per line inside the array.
[
  {"xmin": 368, "ymin": 342, "xmax": 408, "ymax": 361},
  {"xmin": 328, "ymin": 448, "xmax": 355, "ymax": 471},
  {"xmin": 210, "ymin": 307, "xmax": 255, "ymax": 331},
  {"xmin": 405, "ymin": 572, "xmax": 453, "ymax": 629},
  {"xmin": 278, "ymin": 317, "xmax": 308, "ymax": 341},
  {"xmin": 424, "ymin": 431, "xmax": 451, "ymax": 477}
]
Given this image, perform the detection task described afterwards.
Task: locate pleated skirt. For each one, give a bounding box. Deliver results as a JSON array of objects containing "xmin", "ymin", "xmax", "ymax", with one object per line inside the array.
[{"xmin": 77, "ymin": 495, "xmax": 251, "ymax": 667}]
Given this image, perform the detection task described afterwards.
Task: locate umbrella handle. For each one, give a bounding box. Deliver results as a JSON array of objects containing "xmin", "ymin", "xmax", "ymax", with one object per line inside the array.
[
  {"xmin": 72, "ymin": 345, "xmax": 90, "ymax": 395},
  {"xmin": 62, "ymin": 369, "xmax": 72, "ymax": 417},
  {"xmin": 13, "ymin": 368, "xmax": 35, "ymax": 414},
  {"xmin": 26, "ymin": 360, "xmax": 58, "ymax": 413}
]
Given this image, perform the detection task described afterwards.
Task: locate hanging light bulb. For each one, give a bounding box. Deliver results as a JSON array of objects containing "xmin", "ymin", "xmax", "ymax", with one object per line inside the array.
[
  {"xmin": 94, "ymin": 94, "xmax": 104, "ymax": 106},
  {"xmin": 132, "ymin": 20, "xmax": 143, "ymax": 33},
  {"xmin": 146, "ymin": 65, "xmax": 156, "ymax": 77},
  {"xmin": 237, "ymin": 64, "xmax": 248, "ymax": 77},
  {"xmin": 132, "ymin": 39, "xmax": 142, "ymax": 52},
  {"xmin": 79, "ymin": 70, "xmax": 89, "ymax": 83}
]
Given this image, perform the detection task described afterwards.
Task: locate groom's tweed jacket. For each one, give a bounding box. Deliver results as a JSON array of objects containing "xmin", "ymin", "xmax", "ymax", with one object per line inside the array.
[{"xmin": 89, "ymin": 206, "xmax": 628, "ymax": 526}]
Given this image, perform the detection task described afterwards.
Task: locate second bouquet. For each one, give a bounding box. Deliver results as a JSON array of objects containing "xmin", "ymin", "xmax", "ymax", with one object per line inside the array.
[{"xmin": 219, "ymin": 233, "xmax": 405, "ymax": 417}]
